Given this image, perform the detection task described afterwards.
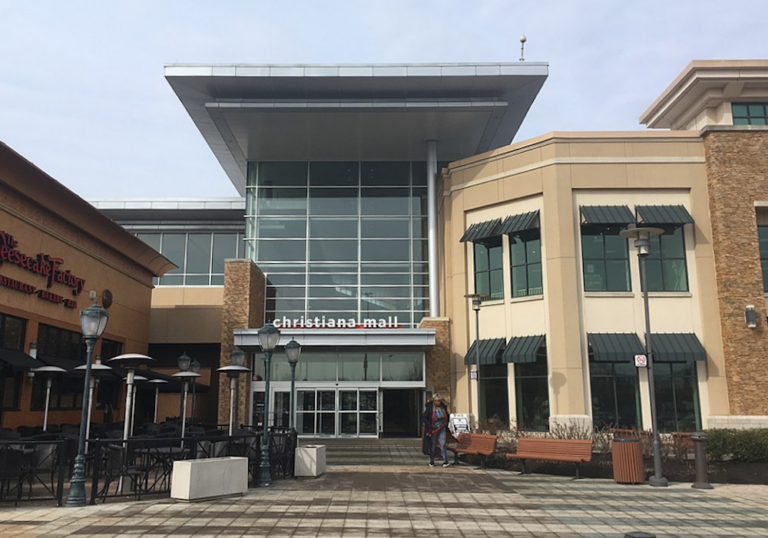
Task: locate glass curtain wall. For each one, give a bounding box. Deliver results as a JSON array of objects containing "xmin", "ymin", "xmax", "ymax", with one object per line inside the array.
[{"xmin": 246, "ymin": 162, "xmax": 429, "ymax": 328}]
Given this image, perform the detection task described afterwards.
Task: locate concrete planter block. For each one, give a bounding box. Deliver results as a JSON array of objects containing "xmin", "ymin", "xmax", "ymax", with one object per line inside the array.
[
  {"xmin": 295, "ymin": 444, "xmax": 326, "ymax": 477},
  {"xmin": 171, "ymin": 457, "xmax": 248, "ymax": 501}
]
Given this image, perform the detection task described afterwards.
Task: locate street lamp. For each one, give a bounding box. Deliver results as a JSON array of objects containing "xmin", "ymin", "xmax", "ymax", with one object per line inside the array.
[
  {"xmin": 217, "ymin": 347, "xmax": 249, "ymax": 436},
  {"xmin": 177, "ymin": 352, "xmax": 191, "ymax": 421},
  {"xmin": 465, "ymin": 293, "xmax": 487, "ymax": 427},
  {"xmin": 148, "ymin": 379, "xmax": 168, "ymax": 423},
  {"xmin": 74, "ymin": 358, "xmax": 112, "ymax": 450},
  {"xmin": 285, "ymin": 339, "xmax": 302, "ymax": 431},
  {"xmin": 620, "ymin": 224, "xmax": 668, "ymax": 488},
  {"xmin": 129, "ymin": 375, "xmax": 147, "ymax": 437},
  {"xmin": 189, "ymin": 359, "xmax": 201, "ymax": 426},
  {"xmin": 257, "ymin": 322, "xmax": 280, "ymax": 487},
  {"xmin": 66, "ymin": 295, "xmax": 110, "ymax": 507},
  {"xmin": 172, "ymin": 369, "xmax": 200, "ymax": 442}
]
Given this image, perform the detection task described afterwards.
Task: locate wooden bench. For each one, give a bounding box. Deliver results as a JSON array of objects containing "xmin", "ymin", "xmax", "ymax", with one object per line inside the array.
[
  {"xmin": 506, "ymin": 438, "xmax": 593, "ymax": 478},
  {"xmin": 448, "ymin": 433, "xmax": 497, "ymax": 467}
]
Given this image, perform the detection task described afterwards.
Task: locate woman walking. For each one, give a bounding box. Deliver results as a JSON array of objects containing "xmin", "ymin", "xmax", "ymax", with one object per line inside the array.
[{"xmin": 423, "ymin": 394, "xmax": 450, "ymax": 467}]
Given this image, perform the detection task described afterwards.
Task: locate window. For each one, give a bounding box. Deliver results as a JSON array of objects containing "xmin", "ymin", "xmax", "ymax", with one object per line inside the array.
[
  {"xmin": 37, "ymin": 324, "xmax": 84, "ymax": 361},
  {"xmin": 0, "ymin": 313, "xmax": 25, "ymax": 351},
  {"xmin": 758, "ymin": 226, "xmax": 768, "ymax": 291},
  {"xmin": 510, "ymin": 230, "xmax": 542, "ymax": 297},
  {"xmin": 589, "ymin": 361, "xmax": 641, "ymax": 430},
  {"xmin": 0, "ymin": 312, "xmax": 24, "ymax": 411},
  {"xmin": 582, "ymin": 225, "xmax": 630, "ymax": 292},
  {"xmin": 654, "ymin": 361, "xmax": 701, "ymax": 433},
  {"xmin": 514, "ymin": 356, "xmax": 549, "ymax": 431},
  {"xmin": 733, "ymin": 103, "xmax": 768, "ymax": 126},
  {"xmin": 474, "ymin": 238, "xmax": 504, "ymax": 300},
  {"xmin": 97, "ymin": 339, "xmax": 122, "ymax": 410},
  {"xmin": 31, "ymin": 377, "xmax": 83, "ymax": 410},
  {"xmin": 645, "ymin": 226, "xmax": 688, "ymax": 292},
  {"xmin": 479, "ymin": 364, "xmax": 509, "ymax": 424}
]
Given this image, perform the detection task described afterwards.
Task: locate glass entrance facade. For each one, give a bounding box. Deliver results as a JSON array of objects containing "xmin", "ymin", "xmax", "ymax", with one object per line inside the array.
[{"xmin": 246, "ymin": 161, "xmax": 430, "ymax": 328}]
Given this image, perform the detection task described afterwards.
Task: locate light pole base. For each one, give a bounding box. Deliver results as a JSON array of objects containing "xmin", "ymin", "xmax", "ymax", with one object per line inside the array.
[{"xmin": 649, "ymin": 475, "xmax": 669, "ymax": 487}]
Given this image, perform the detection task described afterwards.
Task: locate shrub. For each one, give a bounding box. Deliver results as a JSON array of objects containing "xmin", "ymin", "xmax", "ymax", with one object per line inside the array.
[{"xmin": 706, "ymin": 429, "xmax": 768, "ymax": 463}]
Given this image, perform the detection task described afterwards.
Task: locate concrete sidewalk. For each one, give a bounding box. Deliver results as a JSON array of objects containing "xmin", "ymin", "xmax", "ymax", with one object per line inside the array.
[{"xmin": 0, "ymin": 460, "xmax": 767, "ymax": 537}]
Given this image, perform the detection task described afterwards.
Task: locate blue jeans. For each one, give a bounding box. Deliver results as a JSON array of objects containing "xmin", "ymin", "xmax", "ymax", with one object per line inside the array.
[{"xmin": 430, "ymin": 428, "xmax": 448, "ymax": 464}]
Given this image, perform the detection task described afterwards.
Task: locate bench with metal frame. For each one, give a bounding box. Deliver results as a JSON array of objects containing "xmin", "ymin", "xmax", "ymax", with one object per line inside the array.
[
  {"xmin": 506, "ymin": 438, "xmax": 593, "ymax": 479},
  {"xmin": 448, "ymin": 433, "xmax": 497, "ymax": 467}
]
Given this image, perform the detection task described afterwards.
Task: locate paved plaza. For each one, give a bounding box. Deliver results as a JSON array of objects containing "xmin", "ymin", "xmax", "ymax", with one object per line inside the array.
[{"xmin": 0, "ymin": 439, "xmax": 767, "ymax": 537}]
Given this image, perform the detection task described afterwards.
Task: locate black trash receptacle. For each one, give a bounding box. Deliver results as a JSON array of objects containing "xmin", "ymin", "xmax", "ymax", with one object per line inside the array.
[{"xmin": 612, "ymin": 438, "xmax": 644, "ymax": 484}]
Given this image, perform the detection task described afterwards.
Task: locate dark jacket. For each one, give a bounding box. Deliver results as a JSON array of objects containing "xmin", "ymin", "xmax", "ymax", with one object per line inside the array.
[{"xmin": 422, "ymin": 401, "xmax": 449, "ymax": 434}]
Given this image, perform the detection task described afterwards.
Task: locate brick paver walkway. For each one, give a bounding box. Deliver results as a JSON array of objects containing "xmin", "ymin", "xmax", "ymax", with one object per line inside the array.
[{"xmin": 0, "ymin": 439, "xmax": 767, "ymax": 537}]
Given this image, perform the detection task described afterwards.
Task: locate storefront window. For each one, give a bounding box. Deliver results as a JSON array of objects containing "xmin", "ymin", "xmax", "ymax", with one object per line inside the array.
[
  {"xmin": 510, "ymin": 229, "xmax": 543, "ymax": 297},
  {"xmin": 646, "ymin": 226, "xmax": 688, "ymax": 292},
  {"xmin": 515, "ymin": 356, "xmax": 549, "ymax": 431},
  {"xmin": 381, "ymin": 352, "xmax": 423, "ymax": 382},
  {"xmin": 582, "ymin": 224, "xmax": 630, "ymax": 292},
  {"xmin": 479, "ymin": 364, "xmax": 509, "ymax": 424},
  {"xmin": 474, "ymin": 238, "xmax": 504, "ymax": 300},
  {"xmin": 654, "ymin": 361, "xmax": 701, "ymax": 432},
  {"xmin": 589, "ymin": 361, "xmax": 641, "ymax": 430}
]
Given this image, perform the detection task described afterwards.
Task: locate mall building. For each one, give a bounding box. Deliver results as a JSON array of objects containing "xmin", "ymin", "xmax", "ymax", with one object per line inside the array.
[{"xmin": 92, "ymin": 59, "xmax": 768, "ymax": 438}]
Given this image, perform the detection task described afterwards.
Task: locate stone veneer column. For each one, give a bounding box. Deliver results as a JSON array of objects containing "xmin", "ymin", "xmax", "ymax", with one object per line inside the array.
[
  {"xmin": 218, "ymin": 259, "xmax": 265, "ymax": 426},
  {"xmin": 419, "ymin": 317, "xmax": 452, "ymax": 405},
  {"xmin": 702, "ymin": 127, "xmax": 768, "ymax": 420}
]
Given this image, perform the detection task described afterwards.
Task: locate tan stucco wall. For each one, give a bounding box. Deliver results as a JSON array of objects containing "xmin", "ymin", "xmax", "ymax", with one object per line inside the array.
[
  {"xmin": 150, "ymin": 287, "xmax": 224, "ymax": 344},
  {"xmin": 440, "ymin": 132, "xmax": 725, "ymax": 430}
]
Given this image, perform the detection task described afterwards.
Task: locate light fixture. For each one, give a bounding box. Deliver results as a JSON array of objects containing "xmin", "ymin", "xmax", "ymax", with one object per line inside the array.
[
  {"xmin": 79, "ymin": 300, "xmax": 110, "ymax": 338},
  {"xmin": 177, "ymin": 352, "xmax": 192, "ymax": 372},
  {"xmin": 258, "ymin": 322, "xmax": 280, "ymax": 352},
  {"xmin": 745, "ymin": 305, "xmax": 757, "ymax": 329},
  {"xmin": 285, "ymin": 339, "xmax": 301, "ymax": 364},
  {"xmin": 231, "ymin": 347, "xmax": 246, "ymax": 367}
]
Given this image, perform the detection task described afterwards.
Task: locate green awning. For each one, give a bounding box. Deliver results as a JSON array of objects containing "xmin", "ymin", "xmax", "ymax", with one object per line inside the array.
[
  {"xmin": 588, "ymin": 333, "xmax": 645, "ymax": 362},
  {"xmin": 502, "ymin": 335, "xmax": 545, "ymax": 364},
  {"xmin": 499, "ymin": 210, "xmax": 539, "ymax": 235},
  {"xmin": 460, "ymin": 218, "xmax": 502, "ymax": 243},
  {"xmin": 636, "ymin": 205, "xmax": 694, "ymax": 225},
  {"xmin": 651, "ymin": 333, "xmax": 706, "ymax": 362},
  {"xmin": 464, "ymin": 338, "xmax": 506, "ymax": 365},
  {"xmin": 580, "ymin": 205, "xmax": 635, "ymax": 225}
]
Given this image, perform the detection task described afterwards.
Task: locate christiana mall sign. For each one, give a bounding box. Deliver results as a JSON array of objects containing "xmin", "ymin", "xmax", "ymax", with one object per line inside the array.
[
  {"xmin": 0, "ymin": 229, "xmax": 86, "ymax": 308},
  {"xmin": 273, "ymin": 316, "xmax": 402, "ymax": 329}
]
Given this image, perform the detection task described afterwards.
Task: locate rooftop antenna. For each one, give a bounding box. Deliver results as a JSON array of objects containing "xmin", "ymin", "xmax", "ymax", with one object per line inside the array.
[{"xmin": 519, "ymin": 35, "xmax": 527, "ymax": 62}]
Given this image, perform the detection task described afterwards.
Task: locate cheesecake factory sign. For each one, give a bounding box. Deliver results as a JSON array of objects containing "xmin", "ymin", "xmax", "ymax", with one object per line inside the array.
[{"xmin": 0, "ymin": 230, "xmax": 85, "ymax": 308}]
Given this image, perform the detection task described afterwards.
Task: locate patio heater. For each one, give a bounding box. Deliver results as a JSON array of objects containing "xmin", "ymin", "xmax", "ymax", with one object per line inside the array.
[
  {"xmin": 129, "ymin": 375, "xmax": 148, "ymax": 437},
  {"xmin": 148, "ymin": 379, "xmax": 168, "ymax": 423},
  {"xmin": 189, "ymin": 359, "xmax": 201, "ymax": 424},
  {"xmin": 172, "ymin": 359, "xmax": 200, "ymax": 441},
  {"xmin": 106, "ymin": 353, "xmax": 156, "ymax": 442},
  {"xmin": 217, "ymin": 347, "xmax": 249, "ymax": 435},
  {"xmin": 74, "ymin": 358, "xmax": 112, "ymax": 450},
  {"xmin": 31, "ymin": 365, "xmax": 66, "ymax": 431}
]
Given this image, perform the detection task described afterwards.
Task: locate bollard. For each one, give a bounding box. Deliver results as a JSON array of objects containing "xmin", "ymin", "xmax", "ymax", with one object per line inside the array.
[
  {"xmin": 625, "ymin": 532, "xmax": 655, "ymax": 538},
  {"xmin": 690, "ymin": 431, "xmax": 713, "ymax": 489}
]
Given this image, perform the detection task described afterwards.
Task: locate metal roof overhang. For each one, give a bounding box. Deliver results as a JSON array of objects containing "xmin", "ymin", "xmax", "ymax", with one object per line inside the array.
[
  {"xmin": 588, "ymin": 333, "xmax": 645, "ymax": 362},
  {"xmin": 636, "ymin": 205, "xmax": 694, "ymax": 225},
  {"xmin": 464, "ymin": 338, "xmax": 506, "ymax": 365},
  {"xmin": 234, "ymin": 328, "xmax": 436, "ymax": 348},
  {"xmin": 502, "ymin": 335, "xmax": 545, "ymax": 364},
  {"xmin": 580, "ymin": 205, "xmax": 636, "ymax": 225},
  {"xmin": 460, "ymin": 218, "xmax": 502, "ymax": 243},
  {"xmin": 165, "ymin": 63, "xmax": 549, "ymax": 195},
  {"xmin": 500, "ymin": 210, "xmax": 539, "ymax": 235},
  {"xmin": 651, "ymin": 333, "xmax": 706, "ymax": 362}
]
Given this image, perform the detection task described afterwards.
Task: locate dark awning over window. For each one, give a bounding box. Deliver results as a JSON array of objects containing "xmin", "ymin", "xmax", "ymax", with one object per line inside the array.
[
  {"xmin": 636, "ymin": 205, "xmax": 694, "ymax": 225},
  {"xmin": 502, "ymin": 334, "xmax": 545, "ymax": 364},
  {"xmin": 580, "ymin": 205, "xmax": 635, "ymax": 225},
  {"xmin": 464, "ymin": 338, "xmax": 506, "ymax": 365},
  {"xmin": 499, "ymin": 210, "xmax": 540, "ymax": 235},
  {"xmin": 460, "ymin": 218, "xmax": 502, "ymax": 243},
  {"xmin": 37, "ymin": 355, "xmax": 83, "ymax": 372},
  {"xmin": 651, "ymin": 333, "xmax": 706, "ymax": 362},
  {"xmin": 0, "ymin": 348, "xmax": 41, "ymax": 370},
  {"xmin": 588, "ymin": 333, "xmax": 645, "ymax": 362}
]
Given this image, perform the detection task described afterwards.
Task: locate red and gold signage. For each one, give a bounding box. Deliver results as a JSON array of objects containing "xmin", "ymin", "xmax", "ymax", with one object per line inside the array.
[{"xmin": 0, "ymin": 230, "xmax": 85, "ymax": 309}]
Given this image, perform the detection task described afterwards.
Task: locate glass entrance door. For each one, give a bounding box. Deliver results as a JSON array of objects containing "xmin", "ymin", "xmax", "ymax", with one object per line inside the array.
[{"xmin": 294, "ymin": 388, "xmax": 378, "ymax": 437}]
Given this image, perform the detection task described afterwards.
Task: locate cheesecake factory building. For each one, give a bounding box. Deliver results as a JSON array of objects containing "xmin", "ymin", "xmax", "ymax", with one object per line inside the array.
[{"xmin": 95, "ymin": 60, "xmax": 768, "ymax": 437}]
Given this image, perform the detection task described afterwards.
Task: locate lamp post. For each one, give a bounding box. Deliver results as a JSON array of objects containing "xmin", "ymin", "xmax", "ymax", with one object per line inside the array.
[
  {"xmin": 74, "ymin": 358, "xmax": 112, "ymax": 451},
  {"xmin": 464, "ymin": 293, "xmax": 487, "ymax": 426},
  {"xmin": 129, "ymin": 375, "xmax": 147, "ymax": 437},
  {"xmin": 31, "ymin": 365, "xmax": 66, "ymax": 432},
  {"xmin": 172, "ymin": 369, "xmax": 200, "ymax": 442},
  {"xmin": 285, "ymin": 339, "xmax": 302, "ymax": 431},
  {"xmin": 148, "ymin": 379, "xmax": 168, "ymax": 423},
  {"xmin": 66, "ymin": 296, "xmax": 110, "ymax": 507},
  {"xmin": 257, "ymin": 322, "xmax": 280, "ymax": 487},
  {"xmin": 217, "ymin": 347, "xmax": 249, "ymax": 436},
  {"xmin": 189, "ymin": 359, "xmax": 200, "ymax": 426},
  {"xmin": 620, "ymin": 224, "xmax": 668, "ymax": 488},
  {"xmin": 106, "ymin": 353, "xmax": 155, "ymax": 443},
  {"xmin": 177, "ymin": 352, "xmax": 191, "ymax": 420}
]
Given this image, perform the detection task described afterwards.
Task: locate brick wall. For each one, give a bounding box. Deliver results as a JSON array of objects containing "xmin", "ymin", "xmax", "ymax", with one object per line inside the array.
[
  {"xmin": 703, "ymin": 127, "xmax": 768, "ymax": 415},
  {"xmin": 218, "ymin": 259, "xmax": 265, "ymax": 425},
  {"xmin": 419, "ymin": 317, "xmax": 452, "ymax": 406}
]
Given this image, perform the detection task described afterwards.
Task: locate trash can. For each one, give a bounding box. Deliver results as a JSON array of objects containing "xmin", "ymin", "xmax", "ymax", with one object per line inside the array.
[{"xmin": 612, "ymin": 438, "xmax": 644, "ymax": 484}]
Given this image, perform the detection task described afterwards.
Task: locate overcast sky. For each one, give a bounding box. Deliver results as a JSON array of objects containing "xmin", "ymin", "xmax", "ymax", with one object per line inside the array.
[{"xmin": 1, "ymin": 1, "xmax": 766, "ymax": 199}]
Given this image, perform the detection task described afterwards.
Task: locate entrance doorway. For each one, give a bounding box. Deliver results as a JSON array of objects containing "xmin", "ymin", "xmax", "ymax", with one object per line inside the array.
[{"xmin": 381, "ymin": 389, "xmax": 420, "ymax": 437}]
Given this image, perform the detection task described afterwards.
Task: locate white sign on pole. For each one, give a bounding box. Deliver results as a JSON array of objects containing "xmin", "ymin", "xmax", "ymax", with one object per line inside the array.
[
  {"xmin": 470, "ymin": 371, "xmax": 478, "ymax": 380},
  {"xmin": 634, "ymin": 354, "xmax": 648, "ymax": 368},
  {"xmin": 450, "ymin": 414, "xmax": 470, "ymax": 436}
]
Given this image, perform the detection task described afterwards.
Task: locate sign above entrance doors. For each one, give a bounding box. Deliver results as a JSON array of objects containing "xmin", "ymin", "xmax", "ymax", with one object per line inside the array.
[{"xmin": 273, "ymin": 316, "xmax": 402, "ymax": 329}]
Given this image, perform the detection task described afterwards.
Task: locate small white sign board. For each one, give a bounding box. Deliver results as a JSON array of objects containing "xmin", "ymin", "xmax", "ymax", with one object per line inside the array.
[
  {"xmin": 450, "ymin": 414, "xmax": 470, "ymax": 436},
  {"xmin": 634, "ymin": 354, "xmax": 648, "ymax": 368},
  {"xmin": 470, "ymin": 371, "xmax": 478, "ymax": 380}
]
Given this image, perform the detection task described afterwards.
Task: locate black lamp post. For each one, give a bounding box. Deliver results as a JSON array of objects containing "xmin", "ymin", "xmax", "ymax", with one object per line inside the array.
[
  {"xmin": 620, "ymin": 224, "xmax": 668, "ymax": 487},
  {"xmin": 257, "ymin": 322, "xmax": 280, "ymax": 487},
  {"xmin": 74, "ymin": 358, "xmax": 112, "ymax": 450},
  {"xmin": 173, "ymin": 355, "xmax": 199, "ymax": 441},
  {"xmin": 66, "ymin": 295, "xmax": 110, "ymax": 507},
  {"xmin": 285, "ymin": 339, "xmax": 302, "ymax": 431},
  {"xmin": 189, "ymin": 359, "xmax": 201, "ymax": 426},
  {"xmin": 464, "ymin": 293, "xmax": 487, "ymax": 426},
  {"xmin": 177, "ymin": 352, "xmax": 191, "ymax": 421},
  {"xmin": 217, "ymin": 347, "xmax": 249, "ymax": 436}
]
